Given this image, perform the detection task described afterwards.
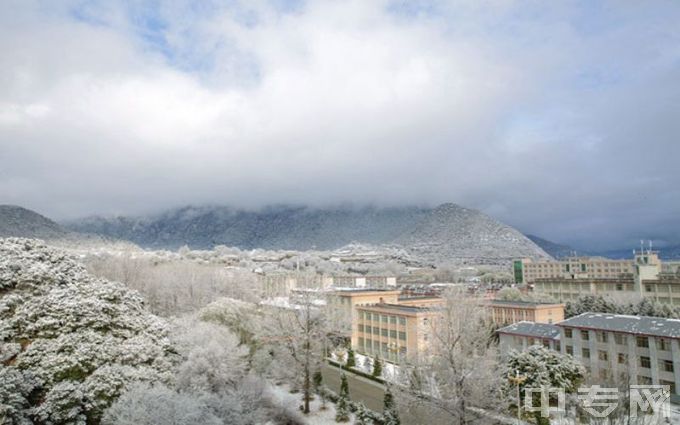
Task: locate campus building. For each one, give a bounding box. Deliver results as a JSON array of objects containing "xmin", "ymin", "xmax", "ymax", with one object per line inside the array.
[
  {"xmin": 327, "ymin": 289, "xmax": 402, "ymax": 338},
  {"xmin": 530, "ymin": 250, "xmax": 680, "ymax": 305},
  {"xmin": 487, "ymin": 299, "xmax": 565, "ymax": 325},
  {"xmin": 354, "ymin": 302, "xmax": 440, "ymax": 363},
  {"xmin": 497, "ymin": 321, "xmax": 561, "ymax": 352},
  {"xmin": 498, "ymin": 313, "xmax": 680, "ymax": 401},
  {"xmin": 513, "ymin": 257, "xmax": 634, "ymax": 285},
  {"xmin": 558, "ymin": 313, "xmax": 680, "ymax": 399}
]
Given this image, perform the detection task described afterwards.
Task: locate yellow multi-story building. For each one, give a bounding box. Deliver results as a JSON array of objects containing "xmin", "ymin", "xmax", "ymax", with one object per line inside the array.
[
  {"xmin": 513, "ymin": 257, "xmax": 634, "ymax": 285},
  {"xmin": 354, "ymin": 303, "xmax": 440, "ymax": 363},
  {"xmin": 487, "ymin": 300, "xmax": 565, "ymax": 325},
  {"xmin": 327, "ymin": 289, "xmax": 402, "ymax": 338},
  {"xmin": 529, "ymin": 250, "xmax": 680, "ymax": 306}
]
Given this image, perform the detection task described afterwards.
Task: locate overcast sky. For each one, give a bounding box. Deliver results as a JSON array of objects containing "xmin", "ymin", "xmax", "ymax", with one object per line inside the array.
[{"xmin": 1, "ymin": 0, "xmax": 679, "ymax": 250}]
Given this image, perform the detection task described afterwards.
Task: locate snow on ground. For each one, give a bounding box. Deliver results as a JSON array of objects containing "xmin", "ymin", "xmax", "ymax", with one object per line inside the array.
[{"xmin": 265, "ymin": 382, "xmax": 355, "ymax": 425}]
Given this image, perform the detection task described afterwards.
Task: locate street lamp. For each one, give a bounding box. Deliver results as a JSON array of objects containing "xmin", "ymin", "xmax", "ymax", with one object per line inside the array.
[{"xmin": 508, "ymin": 369, "xmax": 527, "ymax": 425}]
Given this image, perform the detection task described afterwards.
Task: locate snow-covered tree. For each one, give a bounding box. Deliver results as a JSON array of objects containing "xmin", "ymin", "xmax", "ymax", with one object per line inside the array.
[
  {"xmin": 372, "ymin": 357, "xmax": 383, "ymax": 378},
  {"xmin": 383, "ymin": 387, "xmax": 400, "ymax": 425},
  {"xmin": 335, "ymin": 373, "xmax": 350, "ymax": 422},
  {"xmin": 257, "ymin": 273, "xmax": 327, "ymax": 414},
  {"xmin": 346, "ymin": 348, "xmax": 356, "ymax": 368},
  {"xmin": 0, "ymin": 238, "xmax": 178, "ymax": 424},
  {"xmin": 354, "ymin": 402, "xmax": 374, "ymax": 425},
  {"xmin": 504, "ymin": 345, "xmax": 584, "ymax": 424},
  {"xmin": 397, "ymin": 292, "xmax": 504, "ymax": 425}
]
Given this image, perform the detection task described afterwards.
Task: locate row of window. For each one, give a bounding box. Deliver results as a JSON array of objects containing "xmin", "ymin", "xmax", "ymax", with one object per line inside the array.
[
  {"xmin": 358, "ymin": 311, "xmax": 407, "ymax": 325},
  {"xmin": 567, "ymin": 347, "xmax": 675, "ymax": 371},
  {"xmin": 357, "ymin": 337, "xmax": 407, "ymax": 355},
  {"xmin": 357, "ymin": 325, "xmax": 407, "ymax": 340},
  {"xmin": 563, "ymin": 329, "xmax": 673, "ymax": 351}
]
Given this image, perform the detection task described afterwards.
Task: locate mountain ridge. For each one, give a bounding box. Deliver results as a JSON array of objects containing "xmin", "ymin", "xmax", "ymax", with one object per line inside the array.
[{"xmin": 64, "ymin": 203, "xmax": 550, "ymax": 263}]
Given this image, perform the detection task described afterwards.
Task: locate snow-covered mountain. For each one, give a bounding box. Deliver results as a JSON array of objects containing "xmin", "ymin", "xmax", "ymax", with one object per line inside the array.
[
  {"xmin": 0, "ymin": 204, "xmax": 69, "ymax": 240},
  {"xmin": 396, "ymin": 203, "xmax": 551, "ymax": 263},
  {"xmin": 65, "ymin": 203, "xmax": 550, "ymax": 263}
]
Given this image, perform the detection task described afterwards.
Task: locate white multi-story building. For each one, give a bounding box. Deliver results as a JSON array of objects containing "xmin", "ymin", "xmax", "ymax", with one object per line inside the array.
[{"xmin": 500, "ymin": 313, "xmax": 680, "ymax": 402}]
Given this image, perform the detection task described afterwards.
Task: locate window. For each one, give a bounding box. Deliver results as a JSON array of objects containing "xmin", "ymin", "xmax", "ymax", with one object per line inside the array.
[
  {"xmin": 614, "ymin": 334, "xmax": 627, "ymax": 345},
  {"xmin": 582, "ymin": 348, "xmax": 590, "ymax": 359},
  {"xmin": 381, "ymin": 329, "xmax": 388, "ymax": 337},
  {"xmin": 618, "ymin": 353, "xmax": 626, "ymax": 364},
  {"xmin": 543, "ymin": 339, "xmax": 551, "ymax": 348},
  {"xmin": 398, "ymin": 317, "xmax": 406, "ymax": 325},
  {"xmin": 581, "ymin": 330, "xmax": 590, "ymax": 341},
  {"xmin": 398, "ymin": 331, "xmax": 406, "ymax": 340},
  {"xmin": 390, "ymin": 316, "xmax": 397, "ymax": 324},
  {"xmin": 645, "ymin": 285, "xmax": 653, "ymax": 292},
  {"xmin": 637, "ymin": 336, "xmax": 649, "ymax": 348},
  {"xmin": 662, "ymin": 360, "xmax": 674, "ymax": 373},
  {"xmin": 555, "ymin": 341, "xmax": 561, "ymax": 351},
  {"xmin": 358, "ymin": 324, "xmax": 364, "ymax": 332},
  {"xmin": 657, "ymin": 338, "xmax": 670, "ymax": 351},
  {"xmin": 596, "ymin": 332, "xmax": 608, "ymax": 343},
  {"xmin": 390, "ymin": 330, "xmax": 397, "ymax": 338},
  {"xmin": 661, "ymin": 380, "xmax": 676, "ymax": 395},
  {"xmin": 566, "ymin": 345, "xmax": 573, "ymax": 355},
  {"xmin": 564, "ymin": 328, "xmax": 573, "ymax": 338},
  {"xmin": 640, "ymin": 356, "xmax": 651, "ymax": 368},
  {"xmin": 365, "ymin": 312, "xmax": 371, "ymax": 320},
  {"xmin": 358, "ymin": 337, "xmax": 364, "ymax": 348},
  {"xmin": 638, "ymin": 376, "xmax": 653, "ymax": 385},
  {"xmin": 598, "ymin": 350, "xmax": 608, "ymax": 361},
  {"xmin": 372, "ymin": 327, "xmax": 379, "ymax": 335},
  {"xmin": 382, "ymin": 315, "xmax": 388, "ymax": 323}
]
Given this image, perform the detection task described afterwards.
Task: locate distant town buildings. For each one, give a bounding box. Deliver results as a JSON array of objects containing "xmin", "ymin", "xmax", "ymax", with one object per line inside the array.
[
  {"xmin": 516, "ymin": 250, "xmax": 680, "ymax": 305},
  {"xmin": 260, "ymin": 273, "xmax": 397, "ymax": 298}
]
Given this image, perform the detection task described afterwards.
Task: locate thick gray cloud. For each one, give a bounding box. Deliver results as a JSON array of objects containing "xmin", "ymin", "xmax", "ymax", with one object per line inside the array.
[{"xmin": 1, "ymin": 0, "xmax": 679, "ymax": 250}]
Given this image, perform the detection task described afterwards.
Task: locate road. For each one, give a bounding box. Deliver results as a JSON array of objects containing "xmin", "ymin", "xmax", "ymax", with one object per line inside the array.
[{"xmin": 321, "ymin": 363, "xmax": 386, "ymax": 413}]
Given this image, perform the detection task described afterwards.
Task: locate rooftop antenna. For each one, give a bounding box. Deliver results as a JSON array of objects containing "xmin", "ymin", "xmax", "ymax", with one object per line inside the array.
[
  {"xmin": 640, "ymin": 240, "xmax": 644, "ymax": 255},
  {"xmin": 649, "ymin": 240, "xmax": 653, "ymax": 254}
]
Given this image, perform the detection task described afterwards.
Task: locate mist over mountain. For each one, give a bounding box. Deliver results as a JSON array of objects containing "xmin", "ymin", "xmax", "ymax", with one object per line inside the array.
[
  {"xmin": 64, "ymin": 203, "xmax": 550, "ymax": 263},
  {"xmin": 524, "ymin": 234, "xmax": 586, "ymax": 259}
]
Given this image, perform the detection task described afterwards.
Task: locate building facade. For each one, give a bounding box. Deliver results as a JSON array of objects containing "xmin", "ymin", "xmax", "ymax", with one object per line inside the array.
[
  {"xmin": 487, "ymin": 300, "xmax": 565, "ymax": 325},
  {"xmin": 327, "ymin": 289, "xmax": 401, "ymax": 338},
  {"xmin": 354, "ymin": 303, "xmax": 440, "ymax": 363},
  {"xmin": 498, "ymin": 313, "xmax": 680, "ymax": 401},
  {"xmin": 498, "ymin": 321, "xmax": 561, "ymax": 352},
  {"xmin": 513, "ymin": 257, "xmax": 634, "ymax": 285}
]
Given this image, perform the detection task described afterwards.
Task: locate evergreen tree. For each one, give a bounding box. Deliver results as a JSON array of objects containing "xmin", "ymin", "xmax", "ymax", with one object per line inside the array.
[
  {"xmin": 372, "ymin": 357, "xmax": 383, "ymax": 378},
  {"xmin": 335, "ymin": 373, "xmax": 350, "ymax": 422},
  {"xmin": 313, "ymin": 370, "xmax": 327, "ymax": 410},
  {"xmin": 505, "ymin": 346, "xmax": 584, "ymax": 425},
  {"xmin": 346, "ymin": 348, "xmax": 356, "ymax": 368},
  {"xmin": 383, "ymin": 387, "xmax": 400, "ymax": 425},
  {"xmin": 354, "ymin": 402, "xmax": 374, "ymax": 425}
]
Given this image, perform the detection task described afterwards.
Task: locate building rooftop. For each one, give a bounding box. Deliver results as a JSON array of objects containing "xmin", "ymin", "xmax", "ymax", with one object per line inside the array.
[
  {"xmin": 558, "ymin": 313, "xmax": 680, "ymax": 339},
  {"xmin": 356, "ymin": 303, "xmax": 439, "ymax": 314},
  {"xmin": 332, "ymin": 288, "xmax": 401, "ymax": 294},
  {"xmin": 488, "ymin": 299, "xmax": 564, "ymax": 307},
  {"xmin": 398, "ymin": 296, "xmax": 443, "ymax": 301},
  {"xmin": 497, "ymin": 321, "xmax": 561, "ymax": 340}
]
